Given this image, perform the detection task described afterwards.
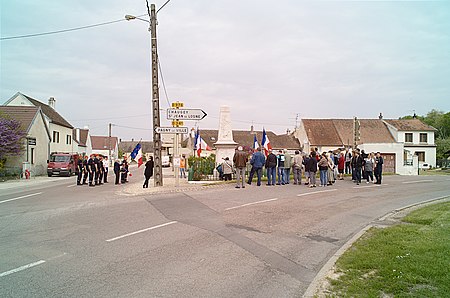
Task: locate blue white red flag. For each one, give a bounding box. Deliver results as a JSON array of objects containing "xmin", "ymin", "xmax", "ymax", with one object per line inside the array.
[
  {"xmin": 261, "ymin": 128, "xmax": 272, "ymax": 156},
  {"xmin": 130, "ymin": 143, "xmax": 141, "ymax": 160},
  {"xmin": 253, "ymin": 135, "xmax": 259, "ymax": 150},
  {"xmin": 194, "ymin": 129, "xmax": 211, "ymax": 157}
]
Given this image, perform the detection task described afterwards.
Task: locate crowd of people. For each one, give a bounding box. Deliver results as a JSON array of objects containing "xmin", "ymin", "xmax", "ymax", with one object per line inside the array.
[
  {"xmin": 228, "ymin": 146, "xmax": 384, "ymax": 189},
  {"xmin": 76, "ymin": 154, "xmax": 133, "ymax": 186}
]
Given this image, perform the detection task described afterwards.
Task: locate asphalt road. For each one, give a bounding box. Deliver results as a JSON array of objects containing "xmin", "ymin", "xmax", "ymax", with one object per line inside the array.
[{"xmin": 1, "ymin": 173, "xmax": 449, "ymax": 297}]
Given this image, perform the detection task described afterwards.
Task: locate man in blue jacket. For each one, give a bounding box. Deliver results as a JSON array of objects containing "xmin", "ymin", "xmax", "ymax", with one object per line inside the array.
[{"xmin": 247, "ymin": 147, "xmax": 266, "ymax": 186}]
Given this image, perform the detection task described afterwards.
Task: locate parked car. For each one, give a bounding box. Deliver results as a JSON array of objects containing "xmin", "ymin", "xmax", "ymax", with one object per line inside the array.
[
  {"xmin": 419, "ymin": 163, "xmax": 432, "ymax": 170},
  {"xmin": 162, "ymin": 155, "xmax": 170, "ymax": 167},
  {"xmin": 47, "ymin": 153, "xmax": 79, "ymax": 177}
]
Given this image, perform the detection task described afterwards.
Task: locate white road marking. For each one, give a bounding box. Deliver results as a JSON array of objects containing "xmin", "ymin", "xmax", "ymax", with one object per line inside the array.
[
  {"xmin": 0, "ymin": 260, "xmax": 45, "ymax": 277},
  {"xmin": 353, "ymin": 184, "xmax": 382, "ymax": 189},
  {"xmin": 225, "ymin": 198, "xmax": 279, "ymax": 211},
  {"xmin": 67, "ymin": 184, "xmax": 77, "ymax": 188},
  {"xmin": 0, "ymin": 192, "xmax": 43, "ymax": 204},
  {"xmin": 402, "ymin": 180, "xmax": 433, "ymax": 184},
  {"xmin": 297, "ymin": 189, "xmax": 337, "ymax": 197},
  {"xmin": 106, "ymin": 221, "xmax": 178, "ymax": 242}
]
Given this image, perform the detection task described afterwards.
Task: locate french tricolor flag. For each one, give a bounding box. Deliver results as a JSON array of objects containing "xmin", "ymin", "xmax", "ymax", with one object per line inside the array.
[
  {"xmin": 194, "ymin": 129, "xmax": 211, "ymax": 157},
  {"xmin": 261, "ymin": 128, "xmax": 272, "ymax": 156}
]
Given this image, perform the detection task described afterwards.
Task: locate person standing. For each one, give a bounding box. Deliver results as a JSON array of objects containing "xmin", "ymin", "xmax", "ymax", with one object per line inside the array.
[
  {"xmin": 233, "ymin": 146, "xmax": 248, "ymax": 189},
  {"xmin": 292, "ymin": 150, "xmax": 303, "ymax": 185},
  {"xmin": 364, "ymin": 153, "xmax": 375, "ymax": 183},
  {"xmin": 76, "ymin": 156, "xmax": 84, "ymax": 185},
  {"xmin": 338, "ymin": 151, "xmax": 345, "ymax": 180},
  {"xmin": 303, "ymin": 153, "xmax": 310, "ymax": 185},
  {"xmin": 326, "ymin": 151, "xmax": 335, "ymax": 186},
  {"xmin": 180, "ymin": 155, "xmax": 187, "ymax": 178},
  {"xmin": 307, "ymin": 151, "xmax": 318, "ymax": 187},
  {"xmin": 98, "ymin": 155, "xmax": 104, "ymax": 185},
  {"xmin": 276, "ymin": 150, "xmax": 285, "ymax": 185},
  {"xmin": 93, "ymin": 154, "xmax": 100, "ymax": 185},
  {"xmin": 82, "ymin": 155, "xmax": 89, "ymax": 185},
  {"xmin": 265, "ymin": 149, "xmax": 277, "ymax": 186},
  {"xmin": 222, "ymin": 157, "xmax": 233, "ymax": 181},
  {"xmin": 113, "ymin": 159, "xmax": 121, "ymax": 185},
  {"xmin": 121, "ymin": 159, "xmax": 129, "ymax": 184},
  {"xmin": 353, "ymin": 151, "xmax": 363, "ymax": 185},
  {"xmin": 318, "ymin": 152, "xmax": 329, "ymax": 187},
  {"xmin": 283, "ymin": 149, "xmax": 292, "ymax": 184},
  {"xmin": 143, "ymin": 156, "xmax": 154, "ymax": 188},
  {"xmin": 374, "ymin": 152, "xmax": 384, "ymax": 184},
  {"xmin": 344, "ymin": 148, "xmax": 352, "ymax": 175},
  {"xmin": 103, "ymin": 156, "xmax": 109, "ymax": 183},
  {"xmin": 87, "ymin": 154, "xmax": 96, "ymax": 187},
  {"xmin": 247, "ymin": 147, "xmax": 266, "ymax": 186}
]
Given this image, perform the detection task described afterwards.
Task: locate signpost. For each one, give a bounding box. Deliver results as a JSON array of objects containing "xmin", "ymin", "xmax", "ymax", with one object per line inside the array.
[
  {"xmin": 155, "ymin": 127, "xmax": 188, "ymax": 134},
  {"xmin": 168, "ymin": 101, "xmax": 207, "ymax": 187},
  {"xmin": 167, "ymin": 108, "xmax": 207, "ymax": 120}
]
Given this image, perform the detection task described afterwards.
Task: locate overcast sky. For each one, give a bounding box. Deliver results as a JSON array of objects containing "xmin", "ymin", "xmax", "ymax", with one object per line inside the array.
[{"xmin": 1, "ymin": 0, "xmax": 449, "ymax": 141}]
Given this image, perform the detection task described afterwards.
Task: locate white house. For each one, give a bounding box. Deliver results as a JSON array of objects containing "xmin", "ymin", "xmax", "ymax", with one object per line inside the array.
[
  {"xmin": 384, "ymin": 119, "xmax": 437, "ymax": 168},
  {"xmin": 90, "ymin": 136, "xmax": 119, "ymax": 162},
  {"xmin": 4, "ymin": 92, "xmax": 75, "ymax": 155},
  {"xmin": 0, "ymin": 106, "xmax": 51, "ymax": 176},
  {"xmin": 293, "ymin": 118, "xmax": 437, "ymax": 175}
]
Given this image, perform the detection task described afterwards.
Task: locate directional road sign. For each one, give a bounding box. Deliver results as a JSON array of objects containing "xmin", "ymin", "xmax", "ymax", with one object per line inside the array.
[
  {"xmin": 167, "ymin": 108, "xmax": 207, "ymax": 120},
  {"xmin": 155, "ymin": 127, "xmax": 189, "ymax": 134}
]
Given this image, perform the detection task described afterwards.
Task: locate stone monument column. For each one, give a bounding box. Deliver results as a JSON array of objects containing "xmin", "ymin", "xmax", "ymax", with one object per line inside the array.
[{"xmin": 214, "ymin": 106, "xmax": 237, "ymax": 165}]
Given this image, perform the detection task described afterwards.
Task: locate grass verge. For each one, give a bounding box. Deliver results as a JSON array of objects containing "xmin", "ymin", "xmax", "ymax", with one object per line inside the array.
[{"xmin": 325, "ymin": 201, "xmax": 450, "ymax": 297}]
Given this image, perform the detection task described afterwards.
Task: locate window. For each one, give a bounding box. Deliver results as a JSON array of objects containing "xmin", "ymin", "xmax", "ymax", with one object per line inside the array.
[
  {"xmin": 66, "ymin": 134, "xmax": 72, "ymax": 145},
  {"xmin": 405, "ymin": 133, "xmax": 413, "ymax": 143},
  {"xmin": 419, "ymin": 133, "xmax": 427, "ymax": 143},
  {"xmin": 31, "ymin": 148, "xmax": 35, "ymax": 164},
  {"xmin": 415, "ymin": 151, "xmax": 425, "ymax": 162},
  {"xmin": 53, "ymin": 131, "xmax": 60, "ymax": 143}
]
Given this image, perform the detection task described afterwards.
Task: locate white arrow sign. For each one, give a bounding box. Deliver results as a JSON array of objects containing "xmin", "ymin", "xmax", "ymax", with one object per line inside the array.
[
  {"xmin": 167, "ymin": 108, "xmax": 207, "ymax": 120},
  {"xmin": 155, "ymin": 127, "xmax": 189, "ymax": 134}
]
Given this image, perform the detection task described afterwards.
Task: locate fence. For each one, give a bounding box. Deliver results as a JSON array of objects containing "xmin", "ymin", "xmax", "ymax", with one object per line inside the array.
[{"xmin": 437, "ymin": 159, "xmax": 450, "ymax": 169}]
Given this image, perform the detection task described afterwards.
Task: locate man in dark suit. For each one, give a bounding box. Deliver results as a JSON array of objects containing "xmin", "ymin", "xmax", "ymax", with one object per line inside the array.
[{"xmin": 114, "ymin": 159, "xmax": 121, "ymax": 185}]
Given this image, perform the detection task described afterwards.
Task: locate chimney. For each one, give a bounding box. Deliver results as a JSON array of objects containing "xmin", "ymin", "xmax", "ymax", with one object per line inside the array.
[
  {"xmin": 76, "ymin": 128, "xmax": 80, "ymax": 142},
  {"xmin": 250, "ymin": 125, "xmax": 254, "ymax": 134},
  {"xmin": 378, "ymin": 113, "xmax": 383, "ymax": 120},
  {"xmin": 131, "ymin": 138, "xmax": 134, "ymax": 142},
  {"xmin": 48, "ymin": 97, "xmax": 56, "ymax": 109}
]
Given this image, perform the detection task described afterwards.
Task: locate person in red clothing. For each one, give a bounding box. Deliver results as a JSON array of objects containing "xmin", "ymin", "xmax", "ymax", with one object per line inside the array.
[{"xmin": 337, "ymin": 151, "xmax": 345, "ymax": 180}]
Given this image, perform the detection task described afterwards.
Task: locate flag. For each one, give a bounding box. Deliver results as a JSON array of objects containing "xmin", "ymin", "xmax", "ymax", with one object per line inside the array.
[
  {"xmin": 261, "ymin": 128, "xmax": 272, "ymax": 156},
  {"xmin": 130, "ymin": 143, "xmax": 141, "ymax": 160},
  {"xmin": 253, "ymin": 135, "xmax": 259, "ymax": 150},
  {"xmin": 194, "ymin": 129, "xmax": 211, "ymax": 157},
  {"xmin": 136, "ymin": 148, "xmax": 143, "ymax": 168}
]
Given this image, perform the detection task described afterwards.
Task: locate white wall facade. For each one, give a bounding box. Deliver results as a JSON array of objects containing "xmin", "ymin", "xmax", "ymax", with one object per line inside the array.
[
  {"xmin": 4, "ymin": 111, "xmax": 50, "ymax": 176},
  {"xmin": 49, "ymin": 123, "xmax": 75, "ymax": 154}
]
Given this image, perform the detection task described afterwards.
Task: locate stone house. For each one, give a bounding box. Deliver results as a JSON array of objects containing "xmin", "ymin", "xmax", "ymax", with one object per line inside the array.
[
  {"xmin": 0, "ymin": 106, "xmax": 51, "ymax": 176},
  {"xmin": 90, "ymin": 136, "xmax": 119, "ymax": 162}
]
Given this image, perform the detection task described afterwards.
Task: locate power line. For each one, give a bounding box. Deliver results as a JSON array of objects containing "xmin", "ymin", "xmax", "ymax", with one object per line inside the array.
[
  {"xmin": 157, "ymin": 0, "xmax": 172, "ymax": 13},
  {"xmin": 158, "ymin": 58, "xmax": 171, "ymax": 108},
  {"xmin": 113, "ymin": 124, "xmax": 154, "ymax": 131},
  {"xmin": 0, "ymin": 14, "xmax": 148, "ymax": 41}
]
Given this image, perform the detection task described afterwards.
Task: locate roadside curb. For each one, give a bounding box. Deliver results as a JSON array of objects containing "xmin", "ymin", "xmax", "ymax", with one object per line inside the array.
[{"xmin": 303, "ymin": 195, "xmax": 450, "ymax": 298}]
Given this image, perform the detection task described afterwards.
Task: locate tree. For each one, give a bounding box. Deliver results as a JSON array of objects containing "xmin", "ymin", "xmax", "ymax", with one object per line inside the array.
[{"xmin": 0, "ymin": 114, "xmax": 27, "ymax": 169}]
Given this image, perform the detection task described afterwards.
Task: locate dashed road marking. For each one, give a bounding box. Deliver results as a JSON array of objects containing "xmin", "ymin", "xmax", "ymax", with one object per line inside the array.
[
  {"xmin": 297, "ymin": 189, "xmax": 337, "ymax": 197},
  {"xmin": 402, "ymin": 180, "xmax": 433, "ymax": 184},
  {"xmin": 106, "ymin": 221, "xmax": 178, "ymax": 242},
  {"xmin": 0, "ymin": 192, "xmax": 43, "ymax": 204},
  {"xmin": 225, "ymin": 198, "xmax": 279, "ymax": 211},
  {"xmin": 0, "ymin": 260, "xmax": 45, "ymax": 277}
]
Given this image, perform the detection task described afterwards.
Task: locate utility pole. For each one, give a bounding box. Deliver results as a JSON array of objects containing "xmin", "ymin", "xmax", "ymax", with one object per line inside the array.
[
  {"xmin": 108, "ymin": 123, "xmax": 112, "ymax": 167},
  {"xmin": 353, "ymin": 116, "xmax": 361, "ymax": 149},
  {"xmin": 150, "ymin": 3, "xmax": 163, "ymax": 186}
]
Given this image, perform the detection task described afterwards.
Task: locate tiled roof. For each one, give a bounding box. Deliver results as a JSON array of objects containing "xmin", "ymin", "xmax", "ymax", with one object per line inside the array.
[
  {"xmin": 0, "ymin": 106, "xmax": 40, "ymax": 133},
  {"xmin": 303, "ymin": 119, "xmax": 342, "ymax": 146},
  {"xmin": 384, "ymin": 119, "xmax": 437, "ymax": 131},
  {"xmin": 73, "ymin": 128, "xmax": 89, "ymax": 146},
  {"xmin": 302, "ymin": 119, "xmax": 396, "ymax": 146},
  {"xmin": 183, "ymin": 129, "xmax": 300, "ymax": 149},
  {"xmin": 90, "ymin": 136, "xmax": 118, "ymax": 150},
  {"xmin": 22, "ymin": 94, "xmax": 73, "ymax": 129},
  {"xmin": 119, "ymin": 141, "xmax": 154, "ymax": 153}
]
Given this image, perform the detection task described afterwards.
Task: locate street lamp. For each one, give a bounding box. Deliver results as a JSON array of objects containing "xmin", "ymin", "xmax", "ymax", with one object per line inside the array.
[{"xmin": 124, "ymin": 6, "xmax": 163, "ymax": 186}]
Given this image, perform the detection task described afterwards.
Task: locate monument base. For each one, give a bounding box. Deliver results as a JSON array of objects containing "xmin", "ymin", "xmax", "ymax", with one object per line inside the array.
[{"xmin": 215, "ymin": 143, "xmax": 237, "ymax": 165}]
